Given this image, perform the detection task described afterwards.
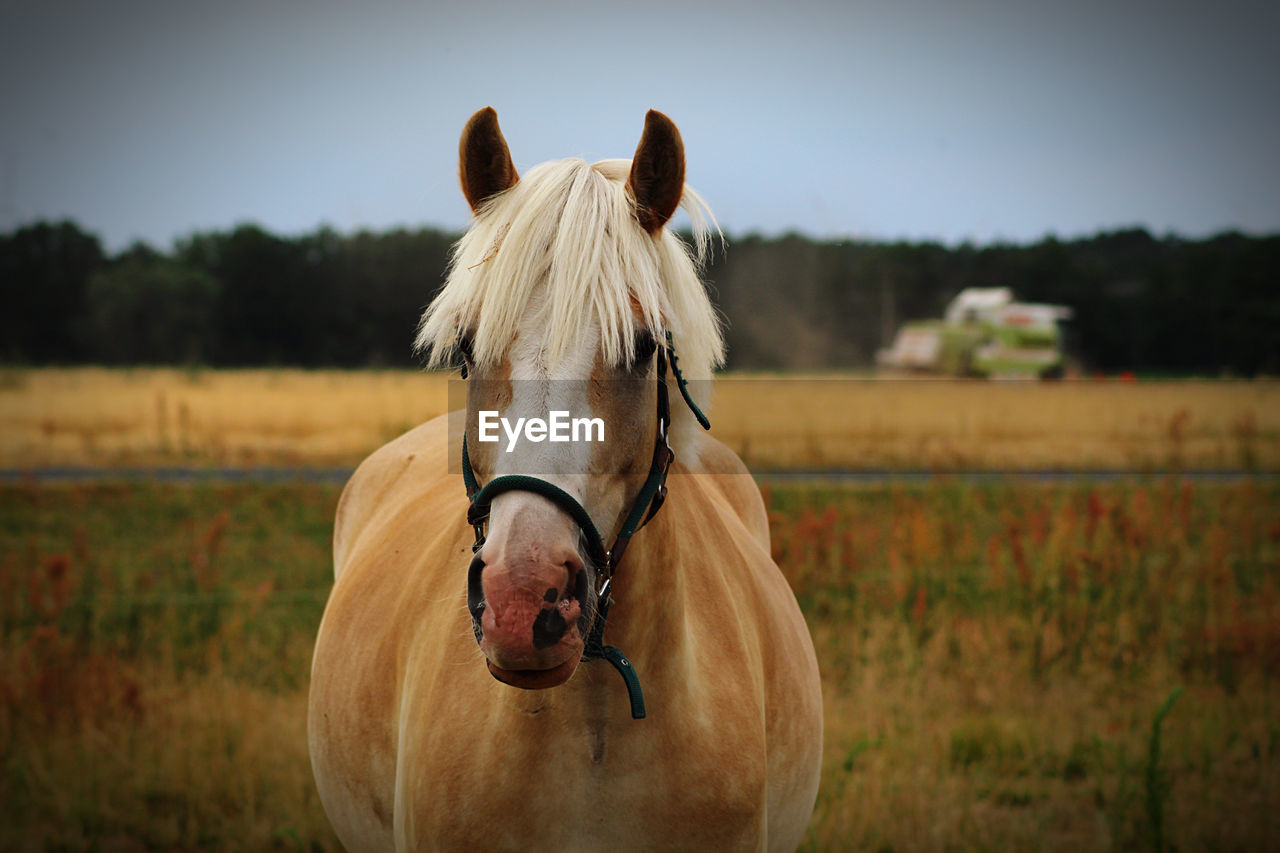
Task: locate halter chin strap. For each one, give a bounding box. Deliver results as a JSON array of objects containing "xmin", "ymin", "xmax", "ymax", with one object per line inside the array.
[{"xmin": 461, "ymin": 331, "xmax": 707, "ymax": 719}]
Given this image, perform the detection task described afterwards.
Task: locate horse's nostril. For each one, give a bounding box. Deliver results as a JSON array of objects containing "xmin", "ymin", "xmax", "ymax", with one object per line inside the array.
[
  {"xmin": 543, "ymin": 587, "xmax": 558, "ymax": 603},
  {"xmin": 531, "ymin": 606, "xmax": 569, "ymax": 650},
  {"xmin": 466, "ymin": 554, "xmax": 486, "ymax": 625}
]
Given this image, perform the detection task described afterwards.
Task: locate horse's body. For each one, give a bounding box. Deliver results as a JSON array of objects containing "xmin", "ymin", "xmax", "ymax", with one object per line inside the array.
[{"xmin": 309, "ymin": 109, "xmax": 822, "ymax": 851}]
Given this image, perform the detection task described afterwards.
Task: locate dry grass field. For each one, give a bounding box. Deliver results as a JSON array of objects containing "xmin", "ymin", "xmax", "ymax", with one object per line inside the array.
[
  {"xmin": 0, "ymin": 368, "xmax": 452, "ymax": 468},
  {"xmin": 1, "ymin": 368, "xmax": 1277, "ymax": 471},
  {"xmin": 715, "ymin": 377, "xmax": 1279, "ymax": 472}
]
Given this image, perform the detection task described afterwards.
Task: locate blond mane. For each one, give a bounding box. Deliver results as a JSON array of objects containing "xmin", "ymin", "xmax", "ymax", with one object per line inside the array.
[{"xmin": 415, "ymin": 158, "xmax": 724, "ymax": 438}]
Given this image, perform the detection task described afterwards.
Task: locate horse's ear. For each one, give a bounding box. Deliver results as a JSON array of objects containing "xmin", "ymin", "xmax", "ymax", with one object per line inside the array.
[
  {"xmin": 459, "ymin": 107, "xmax": 518, "ymax": 213},
  {"xmin": 627, "ymin": 110, "xmax": 685, "ymax": 235}
]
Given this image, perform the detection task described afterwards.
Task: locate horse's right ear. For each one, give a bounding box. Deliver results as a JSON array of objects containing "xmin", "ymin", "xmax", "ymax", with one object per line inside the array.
[{"xmin": 459, "ymin": 107, "xmax": 518, "ymax": 212}]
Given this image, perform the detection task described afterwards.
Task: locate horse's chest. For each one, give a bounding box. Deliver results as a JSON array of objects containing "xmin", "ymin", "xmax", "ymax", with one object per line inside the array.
[{"xmin": 398, "ymin": 700, "xmax": 766, "ymax": 850}]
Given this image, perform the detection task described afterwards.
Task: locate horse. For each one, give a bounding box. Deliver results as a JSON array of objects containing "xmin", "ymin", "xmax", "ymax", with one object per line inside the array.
[{"xmin": 308, "ymin": 107, "xmax": 822, "ymax": 851}]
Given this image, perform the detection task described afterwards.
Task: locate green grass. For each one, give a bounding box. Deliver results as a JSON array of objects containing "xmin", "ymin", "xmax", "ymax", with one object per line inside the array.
[
  {"xmin": 1, "ymin": 478, "xmax": 1277, "ymax": 849},
  {"xmin": 0, "ymin": 480, "xmax": 342, "ymax": 850},
  {"xmin": 770, "ymin": 478, "xmax": 1280, "ymax": 850},
  {"xmin": 1, "ymin": 480, "xmax": 337, "ymax": 688}
]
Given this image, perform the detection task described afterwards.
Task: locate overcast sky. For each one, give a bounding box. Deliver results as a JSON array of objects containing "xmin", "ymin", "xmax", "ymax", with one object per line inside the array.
[{"xmin": 2, "ymin": 0, "xmax": 1277, "ymax": 251}]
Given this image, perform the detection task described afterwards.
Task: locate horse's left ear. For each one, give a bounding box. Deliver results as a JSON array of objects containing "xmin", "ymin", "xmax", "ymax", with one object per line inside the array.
[{"xmin": 627, "ymin": 110, "xmax": 685, "ymax": 235}]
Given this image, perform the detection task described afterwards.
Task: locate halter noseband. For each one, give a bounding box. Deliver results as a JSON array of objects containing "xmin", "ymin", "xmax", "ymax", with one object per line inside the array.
[{"xmin": 460, "ymin": 332, "xmax": 708, "ymax": 719}]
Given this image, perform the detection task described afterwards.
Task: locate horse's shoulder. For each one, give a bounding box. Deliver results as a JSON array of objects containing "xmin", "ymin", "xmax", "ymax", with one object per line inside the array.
[
  {"xmin": 334, "ymin": 411, "xmax": 461, "ymax": 575},
  {"xmin": 686, "ymin": 434, "xmax": 770, "ymax": 549}
]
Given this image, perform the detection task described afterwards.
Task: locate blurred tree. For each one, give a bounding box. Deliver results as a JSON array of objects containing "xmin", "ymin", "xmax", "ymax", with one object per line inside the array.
[
  {"xmin": 331, "ymin": 227, "xmax": 453, "ymax": 366},
  {"xmin": 84, "ymin": 245, "xmax": 221, "ymax": 363},
  {"xmin": 0, "ymin": 220, "xmax": 104, "ymax": 362},
  {"xmin": 182, "ymin": 224, "xmax": 312, "ymax": 364},
  {"xmin": 3, "ymin": 218, "xmax": 1275, "ymax": 374}
]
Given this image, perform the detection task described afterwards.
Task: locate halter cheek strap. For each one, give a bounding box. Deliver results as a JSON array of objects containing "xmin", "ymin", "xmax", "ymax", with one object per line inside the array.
[{"xmin": 461, "ymin": 332, "xmax": 706, "ymax": 719}]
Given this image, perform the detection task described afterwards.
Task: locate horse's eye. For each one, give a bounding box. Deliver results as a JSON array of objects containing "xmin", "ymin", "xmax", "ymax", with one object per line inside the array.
[
  {"xmin": 455, "ymin": 334, "xmax": 475, "ymax": 378},
  {"xmin": 632, "ymin": 330, "xmax": 658, "ymax": 367},
  {"xmin": 457, "ymin": 334, "xmax": 475, "ymax": 365}
]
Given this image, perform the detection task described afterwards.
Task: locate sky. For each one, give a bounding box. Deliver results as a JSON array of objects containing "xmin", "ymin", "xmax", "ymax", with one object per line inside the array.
[{"xmin": 2, "ymin": 0, "xmax": 1278, "ymax": 252}]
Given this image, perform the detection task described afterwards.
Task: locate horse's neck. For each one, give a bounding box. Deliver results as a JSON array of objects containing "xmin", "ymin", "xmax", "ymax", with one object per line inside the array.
[{"xmin": 595, "ymin": 494, "xmax": 694, "ymax": 660}]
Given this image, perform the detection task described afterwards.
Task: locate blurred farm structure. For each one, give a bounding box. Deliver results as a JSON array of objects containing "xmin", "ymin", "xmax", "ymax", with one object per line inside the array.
[{"xmin": 877, "ymin": 287, "xmax": 1073, "ymax": 379}]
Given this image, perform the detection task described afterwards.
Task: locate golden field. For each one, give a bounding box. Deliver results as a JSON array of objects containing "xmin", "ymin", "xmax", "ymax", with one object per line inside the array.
[
  {"xmin": 1, "ymin": 368, "xmax": 1277, "ymax": 470},
  {"xmin": 0, "ymin": 368, "xmax": 452, "ymax": 468}
]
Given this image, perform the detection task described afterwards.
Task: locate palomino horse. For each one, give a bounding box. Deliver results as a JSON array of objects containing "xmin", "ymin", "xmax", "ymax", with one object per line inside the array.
[{"xmin": 309, "ymin": 108, "xmax": 822, "ymax": 851}]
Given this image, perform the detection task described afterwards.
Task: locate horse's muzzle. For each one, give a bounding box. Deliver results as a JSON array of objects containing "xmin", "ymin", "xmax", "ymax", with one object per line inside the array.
[{"xmin": 467, "ymin": 553, "xmax": 592, "ymax": 689}]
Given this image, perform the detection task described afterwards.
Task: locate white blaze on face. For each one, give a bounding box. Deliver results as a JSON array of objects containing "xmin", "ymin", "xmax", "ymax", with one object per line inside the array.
[{"xmin": 483, "ymin": 310, "xmax": 600, "ymax": 564}]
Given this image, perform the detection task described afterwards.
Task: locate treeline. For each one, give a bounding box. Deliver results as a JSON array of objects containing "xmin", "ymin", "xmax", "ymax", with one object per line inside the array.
[{"xmin": 3, "ymin": 219, "xmax": 1277, "ymax": 374}]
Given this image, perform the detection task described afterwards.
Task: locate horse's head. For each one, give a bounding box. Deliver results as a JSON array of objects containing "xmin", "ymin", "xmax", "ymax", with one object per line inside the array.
[{"xmin": 416, "ymin": 108, "xmax": 723, "ymax": 690}]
